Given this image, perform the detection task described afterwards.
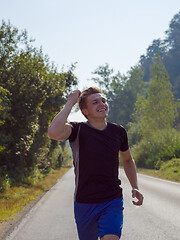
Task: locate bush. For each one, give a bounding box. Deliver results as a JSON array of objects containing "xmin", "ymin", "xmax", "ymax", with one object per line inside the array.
[
  {"xmin": 48, "ymin": 144, "xmax": 64, "ymax": 169},
  {"xmin": 48, "ymin": 141, "xmax": 71, "ymax": 169},
  {"xmin": 131, "ymin": 128, "xmax": 180, "ymax": 169},
  {"xmin": 24, "ymin": 165, "xmax": 44, "ymax": 185},
  {"xmin": 0, "ymin": 166, "xmax": 11, "ymax": 192},
  {"xmin": 159, "ymin": 158, "xmax": 180, "ymax": 182},
  {"xmin": 160, "ymin": 158, "xmax": 180, "ymax": 171},
  {"xmin": 127, "ymin": 121, "xmax": 142, "ymax": 146}
]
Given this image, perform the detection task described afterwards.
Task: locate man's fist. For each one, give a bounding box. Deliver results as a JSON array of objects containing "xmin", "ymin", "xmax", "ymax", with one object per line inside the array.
[
  {"xmin": 132, "ymin": 189, "xmax": 144, "ymax": 206},
  {"xmin": 67, "ymin": 90, "xmax": 81, "ymax": 106}
]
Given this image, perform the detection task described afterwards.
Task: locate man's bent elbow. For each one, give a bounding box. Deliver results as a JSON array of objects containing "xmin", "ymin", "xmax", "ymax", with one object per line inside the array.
[
  {"xmin": 48, "ymin": 127, "xmax": 69, "ymax": 141},
  {"xmin": 48, "ymin": 128, "xmax": 60, "ymax": 141},
  {"xmin": 48, "ymin": 128, "xmax": 55, "ymax": 140}
]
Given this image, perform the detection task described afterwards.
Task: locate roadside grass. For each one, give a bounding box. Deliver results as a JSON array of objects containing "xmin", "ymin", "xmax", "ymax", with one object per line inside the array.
[
  {"xmin": 137, "ymin": 167, "xmax": 180, "ymax": 183},
  {"xmin": 0, "ymin": 167, "xmax": 70, "ymax": 223}
]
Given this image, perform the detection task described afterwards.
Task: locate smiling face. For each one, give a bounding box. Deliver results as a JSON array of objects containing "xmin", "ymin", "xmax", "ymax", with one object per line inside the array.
[{"xmin": 82, "ymin": 93, "xmax": 109, "ymax": 120}]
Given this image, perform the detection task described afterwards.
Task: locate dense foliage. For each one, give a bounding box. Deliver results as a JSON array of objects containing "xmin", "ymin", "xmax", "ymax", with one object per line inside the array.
[
  {"xmin": 91, "ymin": 12, "xmax": 180, "ymax": 169},
  {"xmin": 0, "ymin": 21, "xmax": 77, "ymax": 191}
]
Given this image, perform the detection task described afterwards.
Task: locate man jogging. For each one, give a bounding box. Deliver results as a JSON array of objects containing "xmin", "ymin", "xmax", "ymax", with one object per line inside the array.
[{"xmin": 48, "ymin": 87, "xmax": 144, "ymax": 240}]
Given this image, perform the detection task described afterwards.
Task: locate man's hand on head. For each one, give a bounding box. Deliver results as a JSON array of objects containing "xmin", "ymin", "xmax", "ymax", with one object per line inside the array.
[{"xmin": 67, "ymin": 90, "xmax": 81, "ymax": 106}]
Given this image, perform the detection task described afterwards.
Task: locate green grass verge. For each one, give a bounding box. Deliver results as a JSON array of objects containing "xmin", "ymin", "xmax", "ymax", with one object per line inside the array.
[{"xmin": 137, "ymin": 159, "xmax": 180, "ymax": 183}]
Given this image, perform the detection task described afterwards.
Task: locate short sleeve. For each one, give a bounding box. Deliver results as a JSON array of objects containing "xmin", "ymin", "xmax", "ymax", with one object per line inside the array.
[
  {"xmin": 119, "ymin": 126, "xmax": 129, "ymax": 152},
  {"xmin": 68, "ymin": 122, "xmax": 81, "ymax": 142}
]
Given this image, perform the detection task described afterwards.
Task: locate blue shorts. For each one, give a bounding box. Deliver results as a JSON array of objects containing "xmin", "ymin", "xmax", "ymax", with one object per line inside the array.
[{"xmin": 74, "ymin": 197, "xmax": 124, "ymax": 240}]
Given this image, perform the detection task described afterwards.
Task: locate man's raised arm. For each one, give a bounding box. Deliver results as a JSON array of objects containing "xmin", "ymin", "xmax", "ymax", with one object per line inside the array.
[{"xmin": 48, "ymin": 90, "xmax": 81, "ymax": 141}]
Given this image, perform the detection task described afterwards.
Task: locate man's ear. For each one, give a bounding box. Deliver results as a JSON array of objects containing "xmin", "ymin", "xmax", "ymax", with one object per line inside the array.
[{"xmin": 82, "ymin": 108, "xmax": 88, "ymax": 117}]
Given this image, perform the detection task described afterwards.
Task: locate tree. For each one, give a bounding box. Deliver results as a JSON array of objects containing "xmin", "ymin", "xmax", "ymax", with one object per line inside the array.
[
  {"xmin": 91, "ymin": 63, "xmax": 127, "ymax": 126},
  {"xmin": 139, "ymin": 11, "xmax": 180, "ymax": 99},
  {"xmin": 91, "ymin": 64, "xmax": 144, "ymax": 127},
  {"xmin": 134, "ymin": 54, "xmax": 177, "ymax": 137},
  {"xmin": 0, "ymin": 20, "xmax": 77, "ymax": 180},
  {"xmin": 139, "ymin": 39, "xmax": 166, "ymax": 83},
  {"xmin": 165, "ymin": 11, "xmax": 180, "ymax": 50},
  {"xmin": 129, "ymin": 54, "xmax": 179, "ymax": 168},
  {"xmin": 0, "ymin": 86, "xmax": 11, "ymax": 154},
  {"xmin": 164, "ymin": 11, "xmax": 180, "ymax": 99},
  {"xmin": 0, "ymin": 86, "xmax": 10, "ymax": 127}
]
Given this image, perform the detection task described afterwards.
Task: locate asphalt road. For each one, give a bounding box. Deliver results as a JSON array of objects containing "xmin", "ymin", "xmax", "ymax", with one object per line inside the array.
[{"xmin": 5, "ymin": 168, "xmax": 180, "ymax": 240}]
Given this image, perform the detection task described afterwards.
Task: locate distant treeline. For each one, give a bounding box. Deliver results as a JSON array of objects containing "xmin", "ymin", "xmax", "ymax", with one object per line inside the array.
[
  {"xmin": 0, "ymin": 20, "xmax": 77, "ymax": 191},
  {"xmin": 140, "ymin": 11, "xmax": 180, "ymax": 100},
  {"xmin": 91, "ymin": 12, "xmax": 180, "ymax": 170}
]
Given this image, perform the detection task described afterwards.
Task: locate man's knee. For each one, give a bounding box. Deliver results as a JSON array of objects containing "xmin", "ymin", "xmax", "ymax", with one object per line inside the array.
[{"xmin": 101, "ymin": 234, "xmax": 120, "ymax": 240}]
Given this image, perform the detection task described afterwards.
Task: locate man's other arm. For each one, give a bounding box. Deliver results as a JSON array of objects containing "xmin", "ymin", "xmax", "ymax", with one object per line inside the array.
[{"xmin": 120, "ymin": 148, "xmax": 144, "ymax": 206}]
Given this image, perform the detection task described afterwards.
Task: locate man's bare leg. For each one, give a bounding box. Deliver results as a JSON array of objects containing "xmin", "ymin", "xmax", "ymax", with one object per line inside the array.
[{"xmin": 101, "ymin": 234, "xmax": 120, "ymax": 240}]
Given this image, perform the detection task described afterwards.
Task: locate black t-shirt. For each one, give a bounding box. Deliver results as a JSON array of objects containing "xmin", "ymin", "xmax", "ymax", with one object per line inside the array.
[{"xmin": 68, "ymin": 121, "xmax": 129, "ymax": 203}]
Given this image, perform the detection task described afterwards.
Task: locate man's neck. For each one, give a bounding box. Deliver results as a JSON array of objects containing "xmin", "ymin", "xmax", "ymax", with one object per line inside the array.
[{"xmin": 87, "ymin": 119, "xmax": 107, "ymax": 130}]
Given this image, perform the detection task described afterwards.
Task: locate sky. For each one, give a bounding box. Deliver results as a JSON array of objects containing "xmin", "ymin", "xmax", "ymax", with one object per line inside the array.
[{"xmin": 0, "ymin": 0, "xmax": 180, "ymax": 121}]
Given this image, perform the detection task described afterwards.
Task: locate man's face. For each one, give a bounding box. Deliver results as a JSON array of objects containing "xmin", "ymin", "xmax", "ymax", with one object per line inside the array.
[{"xmin": 82, "ymin": 93, "xmax": 108, "ymax": 119}]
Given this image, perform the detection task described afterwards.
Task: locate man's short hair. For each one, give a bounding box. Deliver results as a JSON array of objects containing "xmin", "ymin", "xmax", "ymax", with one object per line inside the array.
[{"xmin": 79, "ymin": 87, "xmax": 102, "ymax": 113}]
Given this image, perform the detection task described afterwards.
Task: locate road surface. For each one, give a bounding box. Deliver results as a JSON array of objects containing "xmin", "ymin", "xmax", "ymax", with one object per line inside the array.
[{"xmin": 5, "ymin": 168, "xmax": 180, "ymax": 240}]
